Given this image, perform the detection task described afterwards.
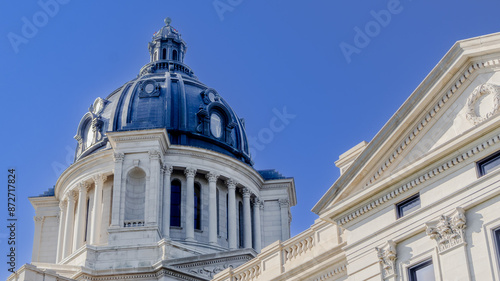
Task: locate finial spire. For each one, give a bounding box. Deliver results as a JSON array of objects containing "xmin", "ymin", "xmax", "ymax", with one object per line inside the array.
[{"xmin": 165, "ymin": 17, "xmax": 172, "ymax": 26}]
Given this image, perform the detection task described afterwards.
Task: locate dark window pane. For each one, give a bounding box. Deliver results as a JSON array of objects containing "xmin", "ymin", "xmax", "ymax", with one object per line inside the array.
[
  {"xmin": 194, "ymin": 184, "xmax": 201, "ymax": 230},
  {"xmin": 397, "ymin": 194, "xmax": 420, "ymax": 218},
  {"xmin": 409, "ymin": 260, "xmax": 435, "ymax": 281},
  {"xmin": 170, "ymin": 180, "xmax": 182, "ymax": 227},
  {"xmin": 495, "ymin": 228, "xmax": 500, "ymax": 269},
  {"xmin": 479, "ymin": 152, "xmax": 500, "ymax": 176},
  {"xmin": 239, "ymin": 202, "xmax": 244, "ymax": 248}
]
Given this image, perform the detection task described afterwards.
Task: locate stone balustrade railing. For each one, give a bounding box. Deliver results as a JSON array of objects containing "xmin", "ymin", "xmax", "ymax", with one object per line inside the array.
[
  {"xmin": 139, "ymin": 60, "xmax": 194, "ymax": 77},
  {"xmin": 123, "ymin": 220, "xmax": 144, "ymax": 227},
  {"xmin": 213, "ymin": 220, "xmax": 341, "ymax": 281}
]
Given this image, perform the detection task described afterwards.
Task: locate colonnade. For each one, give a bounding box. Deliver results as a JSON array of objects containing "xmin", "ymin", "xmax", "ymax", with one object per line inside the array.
[
  {"xmin": 55, "ymin": 158, "xmax": 265, "ymax": 262},
  {"xmin": 56, "ymin": 174, "xmax": 107, "ymax": 262}
]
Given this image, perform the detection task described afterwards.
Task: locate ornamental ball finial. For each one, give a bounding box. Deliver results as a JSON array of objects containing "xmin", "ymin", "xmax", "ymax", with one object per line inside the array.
[{"xmin": 165, "ymin": 17, "xmax": 172, "ymax": 26}]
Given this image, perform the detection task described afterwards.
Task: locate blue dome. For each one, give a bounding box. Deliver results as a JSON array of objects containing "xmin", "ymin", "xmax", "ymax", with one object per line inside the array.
[{"xmin": 74, "ymin": 19, "xmax": 252, "ymax": 165}]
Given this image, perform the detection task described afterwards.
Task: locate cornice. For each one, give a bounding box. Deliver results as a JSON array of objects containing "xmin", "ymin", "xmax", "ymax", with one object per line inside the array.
[
  {"xmin": 333, "ymin": 130, "xmax": 500, "ymax": 226},
  {"xmin": 167, "ymin": 146, "xmax": 264, "ymax": 187},
  {"xmin": 366, "ymin": 58, "xmax": 500, "ymax": 188},
  {"xmin": 313, "ymin": 43, "xmax": 500, "ymax": 215},
  {"xmin": 54, "ymin": 149, "xmax": 114, "ymax": 200}
]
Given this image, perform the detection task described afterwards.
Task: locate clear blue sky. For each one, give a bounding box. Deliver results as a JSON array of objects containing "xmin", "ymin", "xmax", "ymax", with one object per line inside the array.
[{"xmin": 2, "ymin": 0, "xmax": 500, "ymax": 278}]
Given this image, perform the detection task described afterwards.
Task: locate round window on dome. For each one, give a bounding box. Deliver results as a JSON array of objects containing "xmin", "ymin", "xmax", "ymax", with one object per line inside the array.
[{"xmin": 210, "ymin": 113, "xmax": 223, "ymax": 138}]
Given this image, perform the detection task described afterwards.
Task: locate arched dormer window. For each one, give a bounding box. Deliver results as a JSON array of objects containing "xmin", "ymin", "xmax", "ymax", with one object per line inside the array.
[
  {"xmin": 170, "ymin": 179, "xmax": 182, "ymax": 227},
  {"xmin": 83, "ymin": 120, "xmax": 93, "ymax": 149},
  {"xmin": 238, "ymin": 201, "xmax": 244, "ymax": 248},
  {"xmin": 173, "ymin": 49, "xmax": 178, "ymax": 61},
  {"xmin": 162, "ymin": 48, "xmax": 166, "ymax": 60},
  {"xmin": 194, "ymin": 183, "xmax": 202, "ymax": 230},
  {"xmin": 125, "ymin": 168, "xmax": 146, "ymax": 226},
  {"xmin": 210, "ymin": 111, "xmax": 224, "ymax": 139}
]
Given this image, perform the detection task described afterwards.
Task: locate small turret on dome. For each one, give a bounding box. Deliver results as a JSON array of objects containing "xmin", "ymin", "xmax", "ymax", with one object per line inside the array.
[{"xmin": 147, "ymin": 18, "xmax": 187, "ymax": 64}]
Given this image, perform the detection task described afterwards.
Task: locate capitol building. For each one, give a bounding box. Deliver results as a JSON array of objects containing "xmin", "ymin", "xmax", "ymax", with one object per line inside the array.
[{"xmin": 9, "ymin": 19, "xmax": 500, "ymax": 281}]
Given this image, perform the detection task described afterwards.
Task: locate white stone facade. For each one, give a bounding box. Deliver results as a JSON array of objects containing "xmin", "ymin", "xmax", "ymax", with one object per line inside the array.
[
  {"xmin": 213, "ymin": 32, "xmax": 500, "ymax": 281},
  {"xmin": 9, "ymin": 128, "xmax": 295, "ymax": 281}
]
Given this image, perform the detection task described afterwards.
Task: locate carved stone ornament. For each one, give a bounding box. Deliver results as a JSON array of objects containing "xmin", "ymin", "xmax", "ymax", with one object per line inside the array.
[
  {"xmin": 375, "ymin": 240, "xmax": 397, "ymax": 278},
  {"xmin": 279, "ymin": 198, "xmax": 289, "ymax": 207},
  {"xmin": 466, "ymin": 83, "xmax": 500, "ymax": 125},
  {"xmin": 184, "ymin": 167, "xmax": 197, "ymax": 178},
  {"xmin": 242, "ymin": 187, "xmax": 251, "ymax": 197},
  {"xmin": 149, "ymin": 149, "xmax": 162, "ymax": 160},
  {"xmin": 426, "ymin": 207, "xmax": 467, "ymax": 253},
  {"xmin": 225, "ymin": 178, "xmax": 238, "ymax": 188},
  {"xmin": 206, "ymin": 172, "xmax": 220, "ymax": 183},
  {"xmin": 187, "ymin": 264, "xmax": 229, "ymax": 278},
  {"xmin": 92, "ymin": 174, "xmax": 108, "ymax": 186},
  {"xmin": 113, "ymin": 152, "xmax": 125, "ymax": 163},
  {"xmin": 162, "ymin": 165, "xmax": 173, "ymax": 176},
  {"xmin": 34, "ymin": 216, "xmax": 44, "ymax": 223},
  {"xmin": 139, "ymin": 80, "xmax": 161, "ymax": 98}
]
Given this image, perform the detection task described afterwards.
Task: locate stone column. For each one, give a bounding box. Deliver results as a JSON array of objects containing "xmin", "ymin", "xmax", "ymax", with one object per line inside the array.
[
  {"xmin": 147, "ymin": 150, "xmax": 162, "ymax": 226},
  {"xmin": 226, "ymin": 179, "xmax": 238, "ymax": 249},
  {"xmin": 184, "ymin": 167, "xmax": 197, "ymax": 241},
  {"xmin": 252, "ymin": 199, "xmax": 262, "ymax": 252},
  {"xmin": 62, "ymin": 191, "xmax": 76, "ymax": 258},
  {"xmin": 73, "ymin": 182, "xmax": 89, "ymax": 251},
  {"xmin": 206, "ymin": 172, "xmax": 220, "ymax": 245},
  {"xmin": 111, "ymin": 153, "xmax": 124, "ymax": 227},
  {"xmin": 279, "ymin": 199, "xmax": 290, "ymax": 241},
  {"xmin": 162, "ymin": 165, "xmax": 173, "ymax": 238},
  {"xmin": 56, "ymin": 200, "xmax": 67, "ymax": 262},
  {"xmin": 32, "ymin": 216, "xmax": 44, "ymax": 262},
  {"xmin": 242, "ymin": 188, "xmax": 252, "ymax": 248},
  {"xmin": 90, "ymin": 174, "xmax": 107, "ymax": 245}
]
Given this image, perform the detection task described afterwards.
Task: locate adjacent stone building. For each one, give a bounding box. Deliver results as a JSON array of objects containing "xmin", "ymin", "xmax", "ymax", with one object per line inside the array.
[
  {"xmin": 213, "ymin": 33, "xmax": 500, "ymax": 281},
  {"xmin": 8, "ymin": 18, "xmax": 296, "ymax": 281}
]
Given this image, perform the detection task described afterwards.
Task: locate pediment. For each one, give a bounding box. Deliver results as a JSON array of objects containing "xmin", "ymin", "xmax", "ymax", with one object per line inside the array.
[{"xmin": 313, "ymin": 33, "xmax": 500, "ymax": 216}]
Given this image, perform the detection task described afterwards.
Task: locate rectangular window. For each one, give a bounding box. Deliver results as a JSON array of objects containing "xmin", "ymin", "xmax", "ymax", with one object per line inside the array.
[
  {"xmin": 495, "ymin": 228, "xmax": 500, "ymax": 269},
  {"xmin": 396, "ymin": 193, "xmax": 420, "ymax": 218},
  {"xmin": 409, "ymin": 259, "xmax": 435, "ymax": 281},
  {"xmin": 477, "ymin": 150, "xmax": 500, "ymax": 177}
]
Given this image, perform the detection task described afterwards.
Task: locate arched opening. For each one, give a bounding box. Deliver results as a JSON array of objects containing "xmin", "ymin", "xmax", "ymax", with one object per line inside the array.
[
  {"xmin": 162, "ymin": 48, "xmax": 166, "ymax": 60},
  {"xmin": 124, "ymin": 168, "xmax": 146, "ymax": 226},
  {"xmin": 172, "ymin": 49, "xmax": 178, "ymax": 61},
  {"xmin": 194, "ymin": 183, "xmax": 201, "ymax": 230},
  {"xmin": 170, "ymin": 179, "xmax": 182, "ymax": 227},
  {"xmin": 238, "ymin": 201, "xmax": 244, "ymax": 248}
]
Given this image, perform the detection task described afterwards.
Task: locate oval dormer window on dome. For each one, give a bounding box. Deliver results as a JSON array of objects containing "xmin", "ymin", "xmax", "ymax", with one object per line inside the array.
[{"xmin": 210, "ymin": 112, "xmax": 223, "ymax": 138}]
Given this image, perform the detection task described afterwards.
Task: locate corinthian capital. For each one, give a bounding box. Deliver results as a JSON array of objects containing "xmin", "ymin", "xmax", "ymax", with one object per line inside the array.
[
  {"xmin": 162, "ymin": 165, "xmax": 173, "ymax": 176},
  {"xmin": 206, "ymin": 172, "xmax": 220, "ymax": 183},
  {"xmin": 78, "ymin": 181, "xmax": 90, "ymax": 192},
  {"xmin": 226, "ymin": 178, "xmax": 238, "ymax": 189},
  {"xmin": 242, "ymin": 188, "xmax": 251, "ymax": 197},
  {"xmin": 184, "ymin": 167, "xmax": 197, "ymax": 178},
  {"xmin": 279, "ymin": 198, "xmax": 289, "ymax": 207},
  {"xmin": 113, "ymin": 152, "xmax": 124, "ymax": 163},
  {"xmin": 149, "ymin": 149, "xmax": 162, "ymax": 160},
  {"xmin": 92, "ymin": 174, "xmax": 108, "ymax": 186},
  {"xmin": 59, "ymin": 200, "xmax": 67, "ymax": 211}
]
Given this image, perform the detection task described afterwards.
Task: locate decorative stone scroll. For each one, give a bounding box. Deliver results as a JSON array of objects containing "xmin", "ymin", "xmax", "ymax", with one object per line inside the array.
[
  {"xmin": 375, "ymin": 240, "xmax": 397, "ymax": 278},
  {"xmin": 466, "ymin": 83, "xmax": 500, "ymax": 125},
  {"xmin": 426, "ymin": 207, "xmax": 466, "ymax": 253}
]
